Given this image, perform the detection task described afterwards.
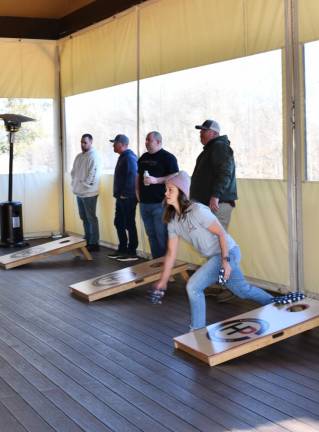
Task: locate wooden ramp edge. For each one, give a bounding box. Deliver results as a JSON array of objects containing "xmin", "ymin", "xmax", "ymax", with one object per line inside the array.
[
  {"xmin": 174, "ymin": 298, "xmax": 319, "ymax": 366},
  {"xmin": 70, "ymin": 257, "xmax": 190, "ymax": 302},
  {"xmin": 0, "ymin": 236, "xmax": 92, "ymax": 269}
]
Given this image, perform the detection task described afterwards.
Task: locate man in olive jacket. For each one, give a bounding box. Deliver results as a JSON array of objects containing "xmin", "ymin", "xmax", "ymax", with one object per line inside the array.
[{"xmin": 190, "ymin": 119, "xmax": 237, "ymax": 230}]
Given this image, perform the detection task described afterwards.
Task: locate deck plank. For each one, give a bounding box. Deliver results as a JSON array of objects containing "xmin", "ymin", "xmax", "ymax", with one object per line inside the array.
[{"xmin": 0, "ymin": 241, "xmax": 319, "ymax": 432}]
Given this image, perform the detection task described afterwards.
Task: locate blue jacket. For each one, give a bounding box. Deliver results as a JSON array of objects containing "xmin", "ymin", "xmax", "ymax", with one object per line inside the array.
[{"xmin": 113, "ymin": 149, "xmax": 137, "ymax": 198}]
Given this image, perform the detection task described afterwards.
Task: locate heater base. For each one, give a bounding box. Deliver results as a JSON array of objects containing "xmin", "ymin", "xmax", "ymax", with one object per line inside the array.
[{"xmin": 0, "ymin": 201, "xmax": 24, "ymax": 247}]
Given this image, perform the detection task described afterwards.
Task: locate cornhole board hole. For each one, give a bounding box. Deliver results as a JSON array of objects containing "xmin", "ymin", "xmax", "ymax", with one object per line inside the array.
[
  {"xmin": 70, "ymin": 257, "xmax": 190, "ymax": 302},
  {"xmin": 174, "ymin": 298, "xmax": 319, "ymax": 366},
  {"xmin": 0, "ymin": 236, "xmax": 92, "ymax": 269}
]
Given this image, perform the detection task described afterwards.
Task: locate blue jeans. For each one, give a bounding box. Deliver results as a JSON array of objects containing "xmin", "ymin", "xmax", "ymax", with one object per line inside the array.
[
  {"xmin": 140, "ymin": 202, "xmax": 167, "ymax": 258},
  {"xmin": 76, "ymin": 195, "xmax": 99, "ymax": 245},
  {"xmin": 114, "ymin": 197, "xmax": 138, "ymax": 254},
  {"xmin": 186, "ymin": 246, "xmax": 273, "ymax": 329}
]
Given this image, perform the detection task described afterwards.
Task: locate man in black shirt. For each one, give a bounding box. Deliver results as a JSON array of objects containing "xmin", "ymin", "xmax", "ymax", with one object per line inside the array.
[{"xmin": 137, "ymin": 131, "xmax": 178, "ymax": 258}]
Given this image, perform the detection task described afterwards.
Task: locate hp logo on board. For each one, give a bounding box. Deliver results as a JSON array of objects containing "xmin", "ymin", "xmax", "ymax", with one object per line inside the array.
[{"xmin": 207, "ymin": 318, "xmax": 269, "ymax": 342}]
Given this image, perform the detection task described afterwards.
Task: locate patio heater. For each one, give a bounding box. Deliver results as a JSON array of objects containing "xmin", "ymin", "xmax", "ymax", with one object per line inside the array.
[{"xmin": 0, "ymin": 114, "xmax": 35, "ymax": 247}]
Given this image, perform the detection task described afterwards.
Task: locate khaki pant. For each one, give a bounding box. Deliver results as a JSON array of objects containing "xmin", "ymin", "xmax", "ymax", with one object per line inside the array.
[
  {"xmin": 214, "ymin": 202, "xmax": 233, "ymax": 230},
  {"xmin": 206, "ymin": 202, "xmax": 235, "ymax": 301}
]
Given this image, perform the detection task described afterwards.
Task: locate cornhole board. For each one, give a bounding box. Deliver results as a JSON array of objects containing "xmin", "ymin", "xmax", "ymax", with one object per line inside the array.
[
  {"xmin": 0, "ymin": 236, "xmax": 92, "ymax": 269},
  {"xmin": 174, "ymin": 298, "xmax": 319, "ymax": 366},
  {"xmin": 70, "ymin": 257, "xmax": 190, "ymax": 302}
]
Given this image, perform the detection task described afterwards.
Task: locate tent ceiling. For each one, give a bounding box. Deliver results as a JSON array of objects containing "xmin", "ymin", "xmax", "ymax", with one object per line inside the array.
[
  {"xmin": 0, "ymin": 0, "xmax": 94, "ymax": 19},
  {"xmin": 0, "ymin": 0, "xmax": 146, "ymax": 39}
]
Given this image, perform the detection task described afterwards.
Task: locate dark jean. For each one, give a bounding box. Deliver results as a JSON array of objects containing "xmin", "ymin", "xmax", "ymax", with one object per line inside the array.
[
  {"xmin": 140, "ymin": 202, "xmax": 167, "ymax": 258},
  {"xmin": 114, "ymin": 197, "xmax": 138, "ymax": 254},
  {"xmin": 76, "ymin": 195, "xmax": 99, "ymax": 245}
]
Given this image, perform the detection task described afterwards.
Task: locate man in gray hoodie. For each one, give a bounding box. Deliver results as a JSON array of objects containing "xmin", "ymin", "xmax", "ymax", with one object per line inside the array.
[{"xmin": 71, "ymin": 133, "xmax": 101, "ymax": 251}]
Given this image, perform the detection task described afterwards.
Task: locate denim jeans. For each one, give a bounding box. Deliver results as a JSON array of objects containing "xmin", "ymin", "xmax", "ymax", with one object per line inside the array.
[
  {"xmin": 186, "ymin": 246, "xmax": 273, "ymax": 329},
  {"xmin": 76, "ymin": 195, "xmax": 99, "ymax": 245},
  {"xmin": 114, "ymin": 197, "xmax": 138, "ymax": 254},
  {"xmin": 140, "ymin": 202, "xmax": 167, "ymax": 258}
]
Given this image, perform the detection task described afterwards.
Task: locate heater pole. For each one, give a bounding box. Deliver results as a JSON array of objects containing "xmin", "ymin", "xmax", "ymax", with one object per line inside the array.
[
  {"xmin": 0, "ymin": 113, "xmax": 35, "ymax": 247},
  {"xmin": 8, "ymin": 131, "xmax": 14, "ymax": 202}
]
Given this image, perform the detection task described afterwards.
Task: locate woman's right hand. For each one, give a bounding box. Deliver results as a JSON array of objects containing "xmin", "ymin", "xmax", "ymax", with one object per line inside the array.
[
  {"xmin": 154, "ymin": 280, "xmax": 167, "ymax": 291},
  {"xmin": 148, "ymin": 281, "xmax": 167, "ymax": 304}
]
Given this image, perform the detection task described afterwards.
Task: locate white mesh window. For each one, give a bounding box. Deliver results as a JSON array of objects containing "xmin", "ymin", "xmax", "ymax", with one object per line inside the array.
[
  {"xmin": 139, "ymin": 50, "xmax": 283, "ymax": 179},
  {"xmin": 305, "ymin": 40, "xmax": 319, "ymax": 181}
]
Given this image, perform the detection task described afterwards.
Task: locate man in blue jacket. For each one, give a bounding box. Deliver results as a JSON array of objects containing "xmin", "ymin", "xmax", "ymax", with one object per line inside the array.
[{"xmin": 107, "ymin": 134, "xmax": 139, "ymax": 262}]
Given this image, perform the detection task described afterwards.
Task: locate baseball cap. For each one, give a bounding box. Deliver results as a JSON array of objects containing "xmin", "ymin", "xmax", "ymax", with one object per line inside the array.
[
  {"xmin": 109, "ymin": 134, "xmax": 129, "ymax": 145},
  {"xmin": 195, "ymin": 119, "xmax": 220, "ymax": 133}
]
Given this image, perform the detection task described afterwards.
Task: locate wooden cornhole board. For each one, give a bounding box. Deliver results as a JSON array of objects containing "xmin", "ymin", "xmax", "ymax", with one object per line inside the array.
[
  {"xmin": 70, "ymin": 257, "xmax": 189, "ymax": 302},
  {"xmin": 174, "ymin": 298, "xmax": 319, "ymax": 366},
  {"xmin": 0, "ymin": 236, "xmax": 92, "ymax": 269}
]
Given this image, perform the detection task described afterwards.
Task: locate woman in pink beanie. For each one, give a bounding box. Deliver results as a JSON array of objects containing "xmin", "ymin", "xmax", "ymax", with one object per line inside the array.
[{"xmin": 152, "ymin": 171, "xmax": 273, "ymax": 330}]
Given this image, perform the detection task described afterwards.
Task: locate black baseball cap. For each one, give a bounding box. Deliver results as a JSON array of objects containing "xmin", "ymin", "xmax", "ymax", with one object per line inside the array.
[{"xmin": 195, "ymin": 120, "xmax": 220, "ymax": 133}]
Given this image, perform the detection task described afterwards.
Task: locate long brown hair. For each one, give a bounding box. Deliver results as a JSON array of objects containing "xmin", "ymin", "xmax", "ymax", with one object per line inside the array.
[{"xmin": 163, "ymin": 190, "xmax": 191, "ymax": 224}]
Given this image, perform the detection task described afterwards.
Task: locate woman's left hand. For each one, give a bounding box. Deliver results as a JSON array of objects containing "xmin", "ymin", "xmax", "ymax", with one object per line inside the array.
[{"xmin": 223, "ymin": 261, "xmax": 232, "ymax": 281}]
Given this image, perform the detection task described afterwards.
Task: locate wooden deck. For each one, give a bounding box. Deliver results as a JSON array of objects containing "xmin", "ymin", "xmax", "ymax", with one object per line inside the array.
[{"xmin": 0, "ymin": 240, "xmax": 319, "ymax": 432}]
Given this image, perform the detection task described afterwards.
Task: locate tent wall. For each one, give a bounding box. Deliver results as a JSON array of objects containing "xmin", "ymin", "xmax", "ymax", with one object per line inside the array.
[
  {"xmin": 299, "ymin": 0, "xmax": 319, "ymax": 295},
  {"xmin": 59, "ymin": 10, "xmax": 137, "ymax": 97},
  {"xmin": 59, "ymin": 0, "xmax": 288, "ymax": 291},
  {"xmin": 60, "ymin": 0, "xmax": 285, "ymax": 96},
  {"xmin": 0, "ymin": 38, "xmax": 61, "ymax": 237},
  {"xmin": 139, "ymin": 0, "xmax": 284, "ymax": 78},
  {"xmin": 58, "ymin": 0, "xmax": 319, "ymax": 294},
  {"xmin": 0, "ymin": 38, "xmax": 57, "ymax": 98}
]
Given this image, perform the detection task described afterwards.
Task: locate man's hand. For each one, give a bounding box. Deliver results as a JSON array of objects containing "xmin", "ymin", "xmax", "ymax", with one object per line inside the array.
[
  {"xmin": 144, "ymin": 175, "xmax": 158, "ymax": 186},
  {"xmin": 209, "ymin": 196, "xmax": 219, "ymax": 212}
]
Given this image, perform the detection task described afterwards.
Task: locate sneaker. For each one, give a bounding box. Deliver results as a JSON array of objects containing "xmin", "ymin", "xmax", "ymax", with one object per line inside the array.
[
  {"xmin": 107, "ymin": 251, "xmax": 125, "ymax": 259},
  {"xmin": 117, "ymin": 253, "xmax": 139, "ymax": 262},
  {"xmin": 87, "ymin": 244, "xmax": 100, "ymax": 252}
]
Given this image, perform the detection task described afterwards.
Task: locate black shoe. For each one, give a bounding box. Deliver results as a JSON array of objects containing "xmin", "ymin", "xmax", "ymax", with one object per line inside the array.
[
  {"xmin": 117, "ymin": 253, "xmax": 139, "ymax": 262},
  {"xmin": 107, "ymin": 251, "xmax": 125, "ymax": 259},
  {"xmin": 87, "ymin": 244, "xmax": 100, "ymax": 252}
]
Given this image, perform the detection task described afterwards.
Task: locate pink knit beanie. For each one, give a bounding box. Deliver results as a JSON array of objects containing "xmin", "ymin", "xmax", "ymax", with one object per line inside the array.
[{"xmin": 166, "ymin": 171, "xmax": 190, "ymax": 199}]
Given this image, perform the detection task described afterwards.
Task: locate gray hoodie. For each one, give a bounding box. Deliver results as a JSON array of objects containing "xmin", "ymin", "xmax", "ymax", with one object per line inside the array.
[{"xmin": 71, "ymin": 148, "xmax": 101, "ymax": 197}]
